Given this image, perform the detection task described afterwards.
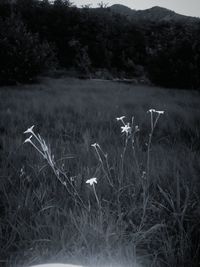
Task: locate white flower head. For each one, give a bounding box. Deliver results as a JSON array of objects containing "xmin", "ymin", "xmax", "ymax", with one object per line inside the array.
[
  {"xmin": 24, "ymin": 125, "xmax": 35, "ymax": 134},
  {"xmin": 24, "ymin": 135, "xmax": 33, "ymax": 144},
  {"xmin": 86, "ymin": 177, "xmax": 97, "ymax": 186},
  {"xmin": 155, "ymin": 110, "xmax": 164, "ymax": 115},
  {"xmin": 121, "ymin": 123, "xmax": 131, "ymax": 134},
  {"xmin": 91, "ymin": 142, "xmax": 100, "ymax": 148},
  {"xmin": 116, "ymin": 116, "xmax": 126, "ymax": 121},
  {"xmin": 147, "ymin": 109, "xmax": 156, "ymax": 113},
  {"xmin": 91, "ymin": 143, "xmax": 97, "ymax": 147},
  {"xmin": 147, "ymin": 109, "xmax": 164, "ymax": 115}
]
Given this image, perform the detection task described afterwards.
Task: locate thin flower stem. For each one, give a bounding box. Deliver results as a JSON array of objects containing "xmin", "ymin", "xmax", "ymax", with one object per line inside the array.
[
  {"xmin": 121, "ymin": 119, "xmax": 126, "ymax": 126},
  {"xmin": 105, "ymin": 154, "xmax": 112, "ymax": 183},
  {"xmin": 121, "ymin": 135, "xmax": 128, "ymax": 183},
  {"xmin": 154, "ymin": 114, "xmax": 161, "ymax": 129},
  {"xmin": 147, "ymin": 112, "xmax": 162, "ymax": 177},
  {"xmin": 93, "ymin": 183, "xmax": 100, "ymax": 207},
  {"xmin": 93, "ymin": 145, "xmax": 113, "ymax": 187},
  {"xmin": 150, "ymin": 112, "xmax": 154, "ymax": 131},
  {"xmin": 32, "ymin": 131, "xmax": 43, "ymax": 145},
  {"xmin": 29, "ymin": 140, "xmax": 46, "ymax": 158},
  {"xmin": 51, "ymin": 166, "xmax": 88, "ymax": 211},
  {"xmin": 25, "ymin": 129, "xmax": 88, "ymax": 211},
  {"xmin": 147, "ymin": 132, "xmax": 153, "ymax": 177},
  {"xmin": 131, "ymin": 141, "xmax": 140, "ymax": 173}
]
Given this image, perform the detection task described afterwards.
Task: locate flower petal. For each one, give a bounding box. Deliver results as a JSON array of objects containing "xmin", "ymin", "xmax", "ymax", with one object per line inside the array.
[{"xmin": 24, "ymin": 125, "xmax": 35, "ymax": 134}]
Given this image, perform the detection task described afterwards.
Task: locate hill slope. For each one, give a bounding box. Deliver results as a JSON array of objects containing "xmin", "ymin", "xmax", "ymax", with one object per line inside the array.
[{"xmin": 109, "ymin": 4, "xmax": 198, "ymax": 22}]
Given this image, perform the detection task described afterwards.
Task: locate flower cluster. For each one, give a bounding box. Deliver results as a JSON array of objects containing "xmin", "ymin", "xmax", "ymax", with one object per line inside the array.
[
  {"xmin": 116, "ymin": 115, "xmax": 140, "ymax": 137},
  {"xmin": 24, "ymin": 125, "xmax": 54, "ymax": 167},
  {"xmin": 24, "ymin": 125, "xmax": 87, "ymax": 209},
  {"xmin": 23, "ymin": 108, "xmax": 164, "ymax": 209},
  {"xmin": 147, "ymin": 109, "xmax": 164, "ymax": 115},
  {"xmin": 147, "ymin": 108, "xmax": 165, "ymax": 131}
]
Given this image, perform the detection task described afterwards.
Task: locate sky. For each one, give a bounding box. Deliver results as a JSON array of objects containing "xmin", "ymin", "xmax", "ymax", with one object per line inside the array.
[{"xmin": 72, "ymin": 0, "xmax": 200, "ymax": 18}]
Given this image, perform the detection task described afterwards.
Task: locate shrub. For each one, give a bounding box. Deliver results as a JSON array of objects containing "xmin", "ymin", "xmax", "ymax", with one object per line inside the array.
[{"xmin": 0, "ymin": 16, "xmax": 57, "ymax": 85}]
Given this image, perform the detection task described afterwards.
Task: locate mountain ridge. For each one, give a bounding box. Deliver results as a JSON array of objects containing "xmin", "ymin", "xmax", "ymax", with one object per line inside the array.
[{"xmin": 108, "ymin": 4, "xmax": 199, "ymax": 22}]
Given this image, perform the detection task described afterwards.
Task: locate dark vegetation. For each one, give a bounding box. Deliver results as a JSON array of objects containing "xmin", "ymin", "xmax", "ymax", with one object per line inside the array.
[
  {"xmin": 0, "ymin": 0, "xmax": 200, "ymax": 89},
  {"xmin": 0, "ymin": 16, "xmax": 56, "ymax": 85}
]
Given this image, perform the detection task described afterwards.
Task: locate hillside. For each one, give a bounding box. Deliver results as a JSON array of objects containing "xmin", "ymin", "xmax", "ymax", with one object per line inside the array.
[
  {"xmin": 109, "ymin": 4, "xmax": 198, "ymax": 22},
  {"xmin": 108, "ymin": 4, "xmax": 136, "ymax": 16}
]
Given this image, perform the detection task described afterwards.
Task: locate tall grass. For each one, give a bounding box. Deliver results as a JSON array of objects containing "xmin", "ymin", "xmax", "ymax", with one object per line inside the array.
[{"xmin": 0, "ymin": 78, "xmax": 200, "ymax": 267}]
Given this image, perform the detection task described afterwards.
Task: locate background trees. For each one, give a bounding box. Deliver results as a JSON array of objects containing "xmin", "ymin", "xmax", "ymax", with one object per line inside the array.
[
  {"xmin": 0, "ymin": 16, "xmax": 56, "ymax": 85},
  {"xmin": 0, "ymin": 0, "xmax": 200, "ymax": 89}
]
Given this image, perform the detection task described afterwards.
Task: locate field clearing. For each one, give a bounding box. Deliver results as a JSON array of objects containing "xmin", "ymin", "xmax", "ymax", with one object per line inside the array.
[{"xmin": 0, "ymin": 78, "xmax": 200, "ymax": 267}]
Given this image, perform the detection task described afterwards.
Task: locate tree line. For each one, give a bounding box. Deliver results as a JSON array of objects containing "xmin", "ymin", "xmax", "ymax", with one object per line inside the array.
[{"xmin": 0, "ymin": 0, "xmax": 200, "ymax": 89}]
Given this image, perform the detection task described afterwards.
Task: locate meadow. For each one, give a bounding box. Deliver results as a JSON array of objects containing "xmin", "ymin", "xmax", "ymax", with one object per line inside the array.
[{"xmin": 0, "ymin": 78, "xmax": 200, "ymax": 267}]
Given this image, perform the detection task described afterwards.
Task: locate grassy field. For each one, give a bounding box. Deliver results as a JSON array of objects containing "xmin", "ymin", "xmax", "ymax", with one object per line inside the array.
[{"xmin": 0, "ymin": 78, "xmax": 200, "ymax": 267}]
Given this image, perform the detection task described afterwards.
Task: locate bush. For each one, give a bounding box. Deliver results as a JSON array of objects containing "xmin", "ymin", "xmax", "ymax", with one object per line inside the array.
[{"xmin": 0, "ymin": 16, "xmax": 57, "ymax": 85}]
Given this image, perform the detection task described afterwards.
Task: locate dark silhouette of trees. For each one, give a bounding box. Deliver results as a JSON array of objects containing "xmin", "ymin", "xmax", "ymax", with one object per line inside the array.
[
  {"xmin": 0, "ymin": 15, "xmax": 56, "ymax": 85},
  {"xmin": 97, "ymin": 2, "xmax": 109, "ymax": 8},
  {"xmin": 146, "ymin": 22, "xmax": 200, "ymax": 88},
  {"xmin": 0, "ymin": 0, "xmax": 200, "ymax": 89}
]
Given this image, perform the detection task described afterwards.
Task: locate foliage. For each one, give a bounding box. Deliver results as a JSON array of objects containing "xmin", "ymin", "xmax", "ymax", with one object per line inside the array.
[
  {"xmin": 0, "ymin": 16, "xmax": 56, "ymax": 85},
  {"xmin": 146, "ymin": 22, "xmax": 200, "ymax": 89},
  {"xmin": 0, "ymin": 0, "xmax": 200, "ymax": 88}
]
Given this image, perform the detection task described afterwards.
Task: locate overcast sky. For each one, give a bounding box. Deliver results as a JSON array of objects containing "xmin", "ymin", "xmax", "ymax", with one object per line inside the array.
[{"xmin": 73, "ymin": 0, "xmax": 200, "ymax": 17}]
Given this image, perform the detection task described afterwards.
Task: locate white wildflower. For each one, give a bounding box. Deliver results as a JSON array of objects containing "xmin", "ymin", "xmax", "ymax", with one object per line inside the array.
[
  {"xmin": 147, "ymin": 109, "xmax": 156, "ymax": 113},
  {"xmin": 147, "ymin": 109, "xmax": 164, "ymax": 115},
  {"xmin": 24, "ymin": 135, "xmax": 33, "ymax": 144},
  {"xmin": 91, "ymin": 143, "xmax": 98, "ymax": 148},
  {"xmin": 24, "ymin": 125, "xmax": 35, "ymax": 134},
  {"xmin": 155, "ymin": 110, "xmax": 164, "ymax": 114},
  {"xmin": 86, "ymin": 177, "xmax": 97, "ymax": 186},
  {"xmin": 121, "ymin": 123, "xmax": 131, "ymax": 134},
  {"xmin": 116, "ymin": 116, "xmax": 126, "ymax": 121},
  {"xmin": 91, "ymin": 142, "xmax": 101, "ymax": 149}
]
